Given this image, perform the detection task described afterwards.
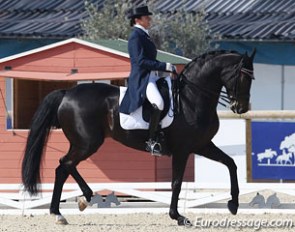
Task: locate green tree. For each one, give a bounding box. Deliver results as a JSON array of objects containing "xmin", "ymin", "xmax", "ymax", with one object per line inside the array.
[
  {"xmin": 150, "ymin": 9, "xmax": 212, "ymax": 58},
  {"xmin": 81, "ymin": 0, "xmax": 213, "ymax": 58},
  {"xmin": 81, "ymin": 0, "xmax": 131, "ymax": 40}
]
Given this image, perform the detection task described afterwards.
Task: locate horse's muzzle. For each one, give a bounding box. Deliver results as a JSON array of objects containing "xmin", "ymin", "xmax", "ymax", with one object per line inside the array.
[{"xmin": 230, "ymin": 100, "xmax": 249, "ymax": 114}]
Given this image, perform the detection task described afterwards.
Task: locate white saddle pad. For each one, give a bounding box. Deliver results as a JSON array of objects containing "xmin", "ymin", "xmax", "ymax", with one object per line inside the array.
[{"xmin": 119, "ymin": 76, "xmax": 174, "ymax": 130}]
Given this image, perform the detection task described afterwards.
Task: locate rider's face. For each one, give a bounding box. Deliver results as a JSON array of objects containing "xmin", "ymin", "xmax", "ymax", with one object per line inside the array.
[{"xmin": 135, "ymin": 15, "xmax": 152, "ymax": 29}]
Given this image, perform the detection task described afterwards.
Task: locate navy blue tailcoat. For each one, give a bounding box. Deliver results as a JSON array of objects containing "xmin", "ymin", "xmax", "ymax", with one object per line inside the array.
[{"xmin": 120, "ymin": 27, "xmax": 167, "ymax": 114}]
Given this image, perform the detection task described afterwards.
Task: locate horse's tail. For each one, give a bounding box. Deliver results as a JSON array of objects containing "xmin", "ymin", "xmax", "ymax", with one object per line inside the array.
[{"xmin": 22, "ymin": 89, "xmax": 66, "ymax": 195}]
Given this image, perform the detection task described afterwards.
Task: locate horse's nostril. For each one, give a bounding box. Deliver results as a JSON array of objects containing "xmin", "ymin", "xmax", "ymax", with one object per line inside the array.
[{"xmin": 238, "ymin": 106, "xmax": 248, "ymax": 114}]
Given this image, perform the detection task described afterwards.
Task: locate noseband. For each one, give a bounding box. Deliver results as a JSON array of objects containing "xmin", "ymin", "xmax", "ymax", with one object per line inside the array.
[{"xmin": 228, "ymin": 61, "xmax": 255, "ymax": 105}]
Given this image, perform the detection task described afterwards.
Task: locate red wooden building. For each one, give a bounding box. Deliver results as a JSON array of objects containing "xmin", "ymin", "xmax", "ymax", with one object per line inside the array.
[{"xmin": 0, "ymin": 38, "xmax": 194, "ymax": 186}]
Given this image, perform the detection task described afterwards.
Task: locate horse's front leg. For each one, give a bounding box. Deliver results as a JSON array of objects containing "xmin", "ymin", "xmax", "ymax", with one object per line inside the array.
[
  {"xmin": 169, "ymin": 153, "xmax": 191, "ymax": 226},
  {"xmin": 197, "ymin": 141, "xmax": 239, "ymax": 215}
]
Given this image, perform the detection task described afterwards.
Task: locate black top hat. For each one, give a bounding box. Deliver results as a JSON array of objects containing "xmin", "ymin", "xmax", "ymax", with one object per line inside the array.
[{"xmin": 127, "ymin": 6, "xmax": 153, "ymax": 19}]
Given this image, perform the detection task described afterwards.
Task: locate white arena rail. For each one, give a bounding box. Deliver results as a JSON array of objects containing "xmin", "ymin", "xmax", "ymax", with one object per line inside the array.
[
  {"xmin": 1, "ymin": 182, "xmax": 295, "ymax": 212},
  {"xmin": 218, "ymin": 110, "xmax": 295, "ymax": 119}
]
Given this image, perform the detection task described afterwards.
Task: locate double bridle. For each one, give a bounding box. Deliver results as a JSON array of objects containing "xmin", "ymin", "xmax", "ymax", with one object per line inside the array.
[
  {"xmin": 241, "ymin": 67, "xmax": 255, "ymax": 79},
  {"xmin": 173, "ymin": 58, "xmax": 254, "ymax": 111},
  {"xmin": 227, "ymin": 60, "xmax": 255, "ymax": 103}
]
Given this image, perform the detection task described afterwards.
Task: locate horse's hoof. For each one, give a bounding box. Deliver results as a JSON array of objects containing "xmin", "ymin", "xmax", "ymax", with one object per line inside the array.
[
  {"xmin": 177, "ymin": 216, "xmax": 192, "ymax": 227},
  {"xmin": 55, "ymin": 215, "xmax": 68, "ymax": 225},
  {"xmin": 78, "ymin": 196, "xmax": 88, "ymax": 211},
  {"xmin": 227, "ymin": 200, "xmax": 239, "ymax": 215}
]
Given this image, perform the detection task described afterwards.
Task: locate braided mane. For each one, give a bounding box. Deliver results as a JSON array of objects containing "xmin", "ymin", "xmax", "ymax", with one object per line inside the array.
[
  {"xmin": 181, "ymin": 50, "xmax": 239, "ymax": 74},
  {"xmin": 192, "ymin": 50, "xmax": 239, "ymax": 61},
  {"xmin": 173, "ymin": 50, "xmax": 242, "ymax": 114}
]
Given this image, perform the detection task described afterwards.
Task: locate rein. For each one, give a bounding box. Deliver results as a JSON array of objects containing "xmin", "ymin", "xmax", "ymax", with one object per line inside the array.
[
  {"xmin": 179, "ymin": 74, "xmax": 230, "ymax": 107},
  {"xmin": 241, "ymin": 68, "xmax": 254, "ymax": 79},
  {"xmin": 172, "ymin": 58, "xmax": 254, "ymax": 115}
]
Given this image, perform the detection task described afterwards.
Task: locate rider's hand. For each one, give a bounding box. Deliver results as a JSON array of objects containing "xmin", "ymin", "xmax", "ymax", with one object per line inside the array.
[
  {"xmin": 166, "ymin": 63, "xmax": 177, "ymax": 74},
  {"xmin": 166, "ymin": 63, "xmax": 178, "ymax": 79}
]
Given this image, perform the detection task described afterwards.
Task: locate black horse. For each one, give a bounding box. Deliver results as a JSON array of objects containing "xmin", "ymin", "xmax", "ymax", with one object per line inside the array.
[{"xmin": 22, "ymin": 49, "xmax": 255, "ymax": 225}]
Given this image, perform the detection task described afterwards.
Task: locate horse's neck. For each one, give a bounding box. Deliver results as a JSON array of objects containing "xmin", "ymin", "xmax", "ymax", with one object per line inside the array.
[
  {"xmin": 180, "ymin": 75, "xmax": 222, "ymax": 114},
  {"xmin": 178, "ymin": 57, "xmax": 226, "ymax": 124},
  {"xmin": 178, "ymin": 85, "xmax": 220, "ymax": 127}
]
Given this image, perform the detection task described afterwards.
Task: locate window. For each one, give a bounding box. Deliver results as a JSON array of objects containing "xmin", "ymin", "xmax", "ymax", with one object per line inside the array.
[
  {"xmin": 5, "ymin": 78, "xmax": 126, "ymax": 129},
  {"xmin": 7, "ymin": 78, "xmax": 76, "ymax": 129}
]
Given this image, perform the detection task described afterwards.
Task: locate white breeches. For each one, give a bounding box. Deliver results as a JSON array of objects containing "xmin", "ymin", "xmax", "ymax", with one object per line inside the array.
[{"xmin": 146, "ymin": 72, "xmax": 164, "ymax": 111}]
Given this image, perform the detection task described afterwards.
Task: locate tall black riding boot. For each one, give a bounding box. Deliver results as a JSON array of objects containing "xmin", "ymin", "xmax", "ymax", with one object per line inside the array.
[{"xmin": 146, "ymin": 104, "xmax": 162, "ymax": 155}]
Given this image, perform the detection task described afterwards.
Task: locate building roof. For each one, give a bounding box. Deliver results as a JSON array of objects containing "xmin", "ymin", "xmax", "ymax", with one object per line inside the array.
[
  {"xmin": 0, "ymin": 0, "xmax": 294, "ymax": 40},
  {"xmin": 90, "ymin": 39, "xmax": 191, "ymax": 64},
  {"xmin": 0, "ymin": 38, "xmax": 190, "ymax": 65},
  {"xmin": 155, "ymin": 0, "xmax": 295, "ymax": 41},
  {"xmin": 0, "ymin": 38, "xmax": 130, "ymax": 81},
  {"xmin": 0, "ymin": 0, "xmax": 97, "ymax": 38},
  {"xmin": 0, "ymin": 38, "xmax": 189, "ymax": 81}
]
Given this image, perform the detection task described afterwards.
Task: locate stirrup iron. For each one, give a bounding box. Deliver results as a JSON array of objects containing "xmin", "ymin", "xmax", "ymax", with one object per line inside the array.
[{"xmin": 146, "ymin": 139, "xmax": 162, "ymax": 156}]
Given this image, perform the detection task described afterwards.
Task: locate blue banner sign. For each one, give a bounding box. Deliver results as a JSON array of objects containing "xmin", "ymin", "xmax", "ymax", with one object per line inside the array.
[{"xmin": 252, "ymin": 121, "xmax": 295, "ymax": 180}]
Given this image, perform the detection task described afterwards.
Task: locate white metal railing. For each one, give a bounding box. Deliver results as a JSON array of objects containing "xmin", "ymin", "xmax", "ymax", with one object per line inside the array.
[{"xmin": 1, "ymin": 182, "xmax": 295, "ymax": 210}]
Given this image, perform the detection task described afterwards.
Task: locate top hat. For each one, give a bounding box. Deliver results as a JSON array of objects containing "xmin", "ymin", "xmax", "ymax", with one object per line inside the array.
[{"xmin": 127, "ymin": 6, "xmax": 153, "ymax": 19}]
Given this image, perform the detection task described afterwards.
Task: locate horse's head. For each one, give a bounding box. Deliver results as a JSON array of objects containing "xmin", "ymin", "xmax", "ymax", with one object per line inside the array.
[
  {"xmin": 178, "ymin": 49, "xmax": 256, "ymax": 124},
  {"xmin": 221, "ymin": 49, "xmax": 256, "ymax": 114}
]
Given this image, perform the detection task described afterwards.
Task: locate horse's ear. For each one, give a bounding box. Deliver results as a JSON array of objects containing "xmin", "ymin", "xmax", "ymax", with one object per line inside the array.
[{"xmin": 250, "ymin": 48, "xmax": 256, "ymax": 61}]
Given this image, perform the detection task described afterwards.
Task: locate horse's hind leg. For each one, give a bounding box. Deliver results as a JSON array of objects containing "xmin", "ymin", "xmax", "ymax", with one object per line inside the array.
[
  {"xmin": 50, "ymin": 161, "xmax": 70, "ymax": 224},
  {"xmin": 59, "ymin": 150, "xmax": 94, "ymax": 200},
  {"xmin": 50, "ymin": 142, "xmax": 103, "ymax": 224},
  {"xmin": 197, "ymin": 141, "xmax": 239, "ymax": 215}
]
